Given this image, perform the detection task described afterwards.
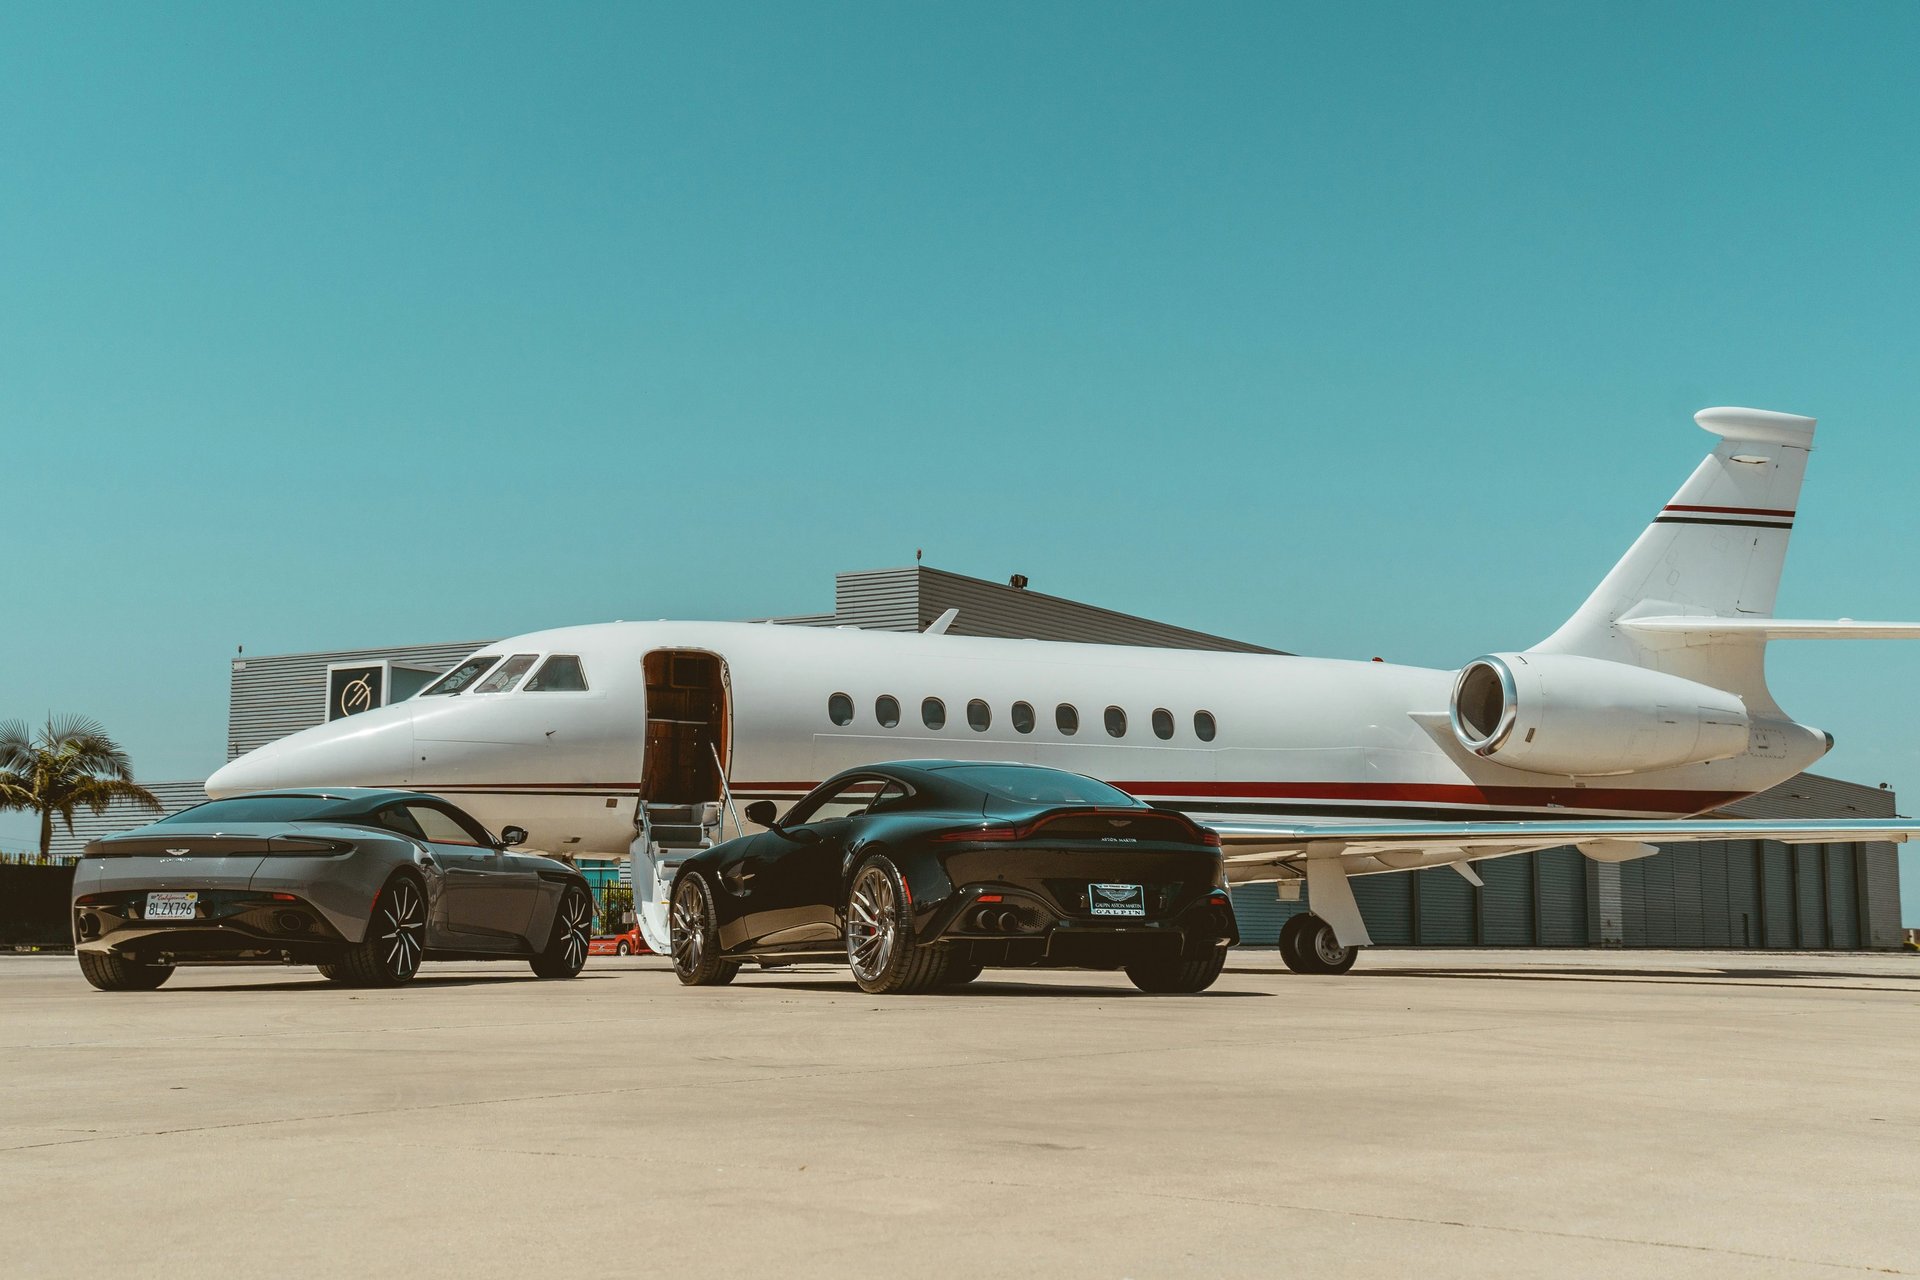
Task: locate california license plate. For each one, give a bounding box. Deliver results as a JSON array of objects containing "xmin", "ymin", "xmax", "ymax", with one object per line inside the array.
[
  {"xmin": 144, "ymin": 891, "xmax": 198, "ymax": 921},
  {"xmin": 1089, "ymin": 883, "xmax": 1146, "ymax": 917}
]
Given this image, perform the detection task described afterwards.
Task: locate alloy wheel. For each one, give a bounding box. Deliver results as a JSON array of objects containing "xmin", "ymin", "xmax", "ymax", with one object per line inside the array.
[
  {"xmin": 671, "ymin": 880, "xmax": 708, "ymax": 975},
  {"xmin": 846, "ymin": 865, "xmax": 898, "ymax": 984},
  {"xmin": 557, "ymin": 892, "xmax": 591, "ymax": 971},
  {"xmin": 381, "ymin": 880, "xmax": 425, "ymax": 979}
]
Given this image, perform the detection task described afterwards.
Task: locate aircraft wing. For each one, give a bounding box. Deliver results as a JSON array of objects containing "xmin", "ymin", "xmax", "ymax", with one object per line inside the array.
[{"xmin": 1210, "ymin": 816, "xmax": 1920, "ymax": 878}]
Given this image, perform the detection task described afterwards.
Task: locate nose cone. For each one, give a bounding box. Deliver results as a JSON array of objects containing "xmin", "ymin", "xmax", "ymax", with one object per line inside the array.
[{"xmin": 208, "ymin": 704, "xmax": 415, "ymax": 797}]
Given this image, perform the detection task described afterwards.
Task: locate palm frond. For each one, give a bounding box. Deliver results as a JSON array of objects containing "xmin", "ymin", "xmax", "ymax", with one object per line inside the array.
[
  {"xmin": 0, "ymin": 720, "xmax": 31, "ymax": 773},
  {"xmin": 69, "ymin": 777, "xmax": 163, "ymax": 817},
  {"xmin": 43, "ymin": 715, "xmax": 134, "ymax": 781}
]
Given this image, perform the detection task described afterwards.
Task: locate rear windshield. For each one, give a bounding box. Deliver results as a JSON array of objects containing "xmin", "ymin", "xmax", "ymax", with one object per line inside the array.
[
  {"xmin": 932, "ymin": 765, "xmax": 1143, "ymax": 809},
  {"xmin": 156, "ymin": 796, "xmax": 345, "ymax": 825}
]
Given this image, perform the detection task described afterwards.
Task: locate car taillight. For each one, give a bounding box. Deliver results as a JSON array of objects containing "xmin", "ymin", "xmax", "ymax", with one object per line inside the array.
[
  {"xmin": 1197, "ymin": 828, "xmax": 1222, "ymax": 847},
  {"xmin": 933, "ymin": 826, "xmax": 1021, "ymax": 842}
]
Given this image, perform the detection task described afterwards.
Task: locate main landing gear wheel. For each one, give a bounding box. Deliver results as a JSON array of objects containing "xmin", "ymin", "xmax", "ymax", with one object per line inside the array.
[
  {"xmin": 846, "ymin": 856, "xmax": 949, "ymax": 994},
  {"xmin": 322, "ymin": 874, "xmax": 425, "ymax": 987},
  {"xmin": 531, "ymin": 885, "xmax": 593, "ymax": 979},
  {"xmin": 1278, "ymin": 913, "xmax": 1359, "ymax": 975},
  {"xmin": 76, "ymin": 951, "xmax": 173, "ymax": 992},
  {"xmin": 671, "ymin": 874, "xmax": 739, "ymax": 986}
]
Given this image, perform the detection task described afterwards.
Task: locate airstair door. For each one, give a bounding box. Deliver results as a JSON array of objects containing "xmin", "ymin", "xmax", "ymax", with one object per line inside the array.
[{"xmin": 633, "ymin": 649, "xmax": 732, "ymax": 954}]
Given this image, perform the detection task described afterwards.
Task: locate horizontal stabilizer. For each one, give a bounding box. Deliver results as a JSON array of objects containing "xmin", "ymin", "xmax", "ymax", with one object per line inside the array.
[{"xmin": 1621, "ymin": 616, "xmax": 1920, "ymax": 641}]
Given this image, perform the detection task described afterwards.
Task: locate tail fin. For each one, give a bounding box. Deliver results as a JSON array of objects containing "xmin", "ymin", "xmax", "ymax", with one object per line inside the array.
[{"xmin": 1530, "ymin": 407, "xmax": 1815, "ymax": 708}]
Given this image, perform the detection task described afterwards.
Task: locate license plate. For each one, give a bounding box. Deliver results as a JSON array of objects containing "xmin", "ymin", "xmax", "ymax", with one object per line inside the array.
[
  {"xmin": 144, "ymin": 891, "xmax": 198, "ymax": 921},
  {"xmin": 1088, "ymin": 883, "xmax": 1146, "ymax": 917}
]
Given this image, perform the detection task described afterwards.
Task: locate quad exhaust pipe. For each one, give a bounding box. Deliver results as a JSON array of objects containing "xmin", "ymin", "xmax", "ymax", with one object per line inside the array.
[{"xmin": 972, "ymin": 906, "xmax": 1023, "ymax": 933}]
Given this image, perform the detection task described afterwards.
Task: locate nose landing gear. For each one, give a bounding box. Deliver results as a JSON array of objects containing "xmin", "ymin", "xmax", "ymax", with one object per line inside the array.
[{"xmin": 1278, "ymin": 913, "xmax": 1359, "ymax": 975}]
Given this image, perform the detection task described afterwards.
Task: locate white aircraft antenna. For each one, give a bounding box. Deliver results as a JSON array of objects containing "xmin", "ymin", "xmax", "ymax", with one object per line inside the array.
[{"xmin": 924, "ymin": 608, "xmax": 958, "ymax": 635}]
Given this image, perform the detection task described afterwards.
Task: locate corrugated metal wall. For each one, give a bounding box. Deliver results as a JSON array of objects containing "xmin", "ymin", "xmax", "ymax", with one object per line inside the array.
[
  {"xmin": 1230, "ymin": 773, "xmax": 1896, "ymax": 950},
  {"xmin": 228, "ymin": 641, "xmax": 487, "ymax": 759}
]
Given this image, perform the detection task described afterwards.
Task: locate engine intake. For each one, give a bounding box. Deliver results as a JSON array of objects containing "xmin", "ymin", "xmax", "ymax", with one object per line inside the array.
[{"xmin": 1449, "ymin": 653, "xmax": 1750, "ymax": 777}]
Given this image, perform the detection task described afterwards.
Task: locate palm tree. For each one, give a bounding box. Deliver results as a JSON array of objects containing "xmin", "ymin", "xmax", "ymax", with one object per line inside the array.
[{"xmin": 0, "ymin": 716, "xmax": 162, "ymax": 859}]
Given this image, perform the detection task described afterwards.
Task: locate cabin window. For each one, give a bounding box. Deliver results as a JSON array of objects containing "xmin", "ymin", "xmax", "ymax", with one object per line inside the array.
[
  {"xmin": 474, "ymin": 654, "xmax": 539, "ymax": 694},
  {"xmin": 1011, "ymin": 701, "xmax": 1036, "ymax": 734},
  {"xmin": 1195, "ymin": 710, "xmax": 1217, "ymax": 741},
  {"xmin": 525, "ymin": 654, "xmax": 589, "ymax": 692},
  {"xmin": 1105, "ymin": 706, "xmax": 1127, "ymax": 738},
  {"xmin": 421, "ymin": 655, "xmax": 500, "ymax": 696},
  {"xmin": 1151, "ymin": 708, "xmax": 1175, "ymax": 740},
  {"xmin": 967, "ymin": 699, "xmax": 991, "ymax": 731},
  {"xmin": 1055, "ymin": 703, "xmax": 1079, "ymax": 735},
  {"xmin": 922, "ymin": 697, "xmax": 947, "ymax": 730},
  {"xmin": 875, "ymin": 695, "xmax": 900, "ymax": 728},
  {"xmin": 827, "ymin": 692, "xmax": 854, "ymax": 726}
]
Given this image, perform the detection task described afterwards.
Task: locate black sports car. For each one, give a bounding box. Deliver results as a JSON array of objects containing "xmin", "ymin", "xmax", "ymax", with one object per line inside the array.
[{"xmin": 669, "ymin": 761, "xmax": 1239, "ymax": 994}]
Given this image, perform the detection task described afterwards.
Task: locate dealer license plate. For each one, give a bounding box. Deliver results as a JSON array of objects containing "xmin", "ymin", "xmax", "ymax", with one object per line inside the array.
[
  {"xmin": 143, "ymin": 892, "xmax": 198, "ymax": 921},
  {"xmin": 1088, "ymin": 883, "xmax": 1146, "ymax": 917}
]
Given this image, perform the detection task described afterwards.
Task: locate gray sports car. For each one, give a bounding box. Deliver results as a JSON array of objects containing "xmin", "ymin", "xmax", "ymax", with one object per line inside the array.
[{"xmin": 70, "ymin": 788, "xmax": 594, "ymax": 990}]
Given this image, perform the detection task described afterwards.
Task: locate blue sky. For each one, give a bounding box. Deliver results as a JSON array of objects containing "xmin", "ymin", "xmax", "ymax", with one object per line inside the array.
[{"xmin": 4, "ymin": 2, "xmax": 1918, "ymax": 920}]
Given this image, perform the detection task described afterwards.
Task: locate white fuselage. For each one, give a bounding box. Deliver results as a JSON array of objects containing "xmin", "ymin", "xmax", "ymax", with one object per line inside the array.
[{"xmin": 205, "ymin": 620, "xmax": 1829, "ymax": 858}]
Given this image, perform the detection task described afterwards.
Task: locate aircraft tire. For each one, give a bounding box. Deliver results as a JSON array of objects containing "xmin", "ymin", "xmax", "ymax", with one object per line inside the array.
[
  {"xmin": 1277, "ymin": 914, "xmax": 1317, "ymax": 974},
  {"xmin": 1300, "ymin": 916, "xmax": 1359, "ymax": 975}
]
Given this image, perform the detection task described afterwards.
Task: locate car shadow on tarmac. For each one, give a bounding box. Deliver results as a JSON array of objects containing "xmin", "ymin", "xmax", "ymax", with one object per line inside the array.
[
  {"xmin": 180, "ymin": 972, "xmax": 626, "ymax": 993},
  {"xmin": 738, "ymin": 976, "xmax": 1273, "ymax": 998}
]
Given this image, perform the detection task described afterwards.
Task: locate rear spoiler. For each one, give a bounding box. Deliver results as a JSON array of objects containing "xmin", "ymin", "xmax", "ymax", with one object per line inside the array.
[{"xmin": 82, "ymin": 834, "xmax": 354, "ymax": 858}]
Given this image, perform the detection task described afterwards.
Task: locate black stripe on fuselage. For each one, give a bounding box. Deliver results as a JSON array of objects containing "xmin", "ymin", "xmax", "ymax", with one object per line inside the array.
[{"xmin": 1651, "ymin": 515, "xmax": 1793, "ymax": 530}]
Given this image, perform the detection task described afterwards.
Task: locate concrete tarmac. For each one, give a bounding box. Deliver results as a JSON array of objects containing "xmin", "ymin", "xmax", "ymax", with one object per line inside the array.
[{"xmin": 1, "ymin": 949, "xmax": 1915, "ymax": 1279}]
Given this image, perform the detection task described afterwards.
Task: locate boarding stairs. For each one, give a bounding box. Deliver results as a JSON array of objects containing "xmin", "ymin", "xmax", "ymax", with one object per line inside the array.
[{"xmin": 632, "ymin": 801, "xmax": 722, "ymax": 955}]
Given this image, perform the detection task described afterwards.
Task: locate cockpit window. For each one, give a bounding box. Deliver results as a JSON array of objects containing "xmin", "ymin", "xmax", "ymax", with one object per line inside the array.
[
  {"xmin": 473, "ymin": 654, "xmax": 538, "ymax": 694},
  {"xmin": 524, "ymin": 654, "xmax": 589, "ymax": 692},
  {"xmin": 421, "ymin": 656, "xmax": 501, "ymax": 696}
]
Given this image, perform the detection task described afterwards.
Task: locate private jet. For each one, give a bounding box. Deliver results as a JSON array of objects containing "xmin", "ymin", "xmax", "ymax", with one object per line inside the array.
[{"xmin": 207, "ymin": 407, "xmax": 1920, "ymax": 971}]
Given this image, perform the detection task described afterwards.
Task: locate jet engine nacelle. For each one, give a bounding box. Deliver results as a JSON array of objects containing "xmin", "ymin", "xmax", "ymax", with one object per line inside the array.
[{"xmin": 1449, "ymin": 653, "xmax": 1750, "ymax": 777}]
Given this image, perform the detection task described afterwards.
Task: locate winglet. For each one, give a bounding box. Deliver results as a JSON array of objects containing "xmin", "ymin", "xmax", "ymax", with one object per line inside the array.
[{"xmin": 924, "ymin": 608, "xmax": 958, "ymax": 635}]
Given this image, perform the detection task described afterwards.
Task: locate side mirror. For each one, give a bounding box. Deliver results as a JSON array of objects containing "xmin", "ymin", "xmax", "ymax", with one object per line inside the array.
[
  {"xmin": 499, "ymin": 825, "xmax": 528, "ymax": 848},
  {"xmin": 743, "ymin": 800, "xmax": 779, "ymax": 829}
]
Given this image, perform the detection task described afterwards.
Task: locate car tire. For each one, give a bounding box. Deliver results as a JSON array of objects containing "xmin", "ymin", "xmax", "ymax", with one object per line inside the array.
[
  {"xmin": 329, "ymin": 874, "xmax": 427, "ymax": 987},
  {"xmin": 670, "ymin": 874, "xmax": 739, "ymax": 986},
  {"xmin": 1277, "ymin": 913, "xmax": 1316, "ymax": 974},
  {"xmin": 942, "ymin": 959, "xmax": 984, "ymax": 987},
  {"xmin": 845, "ymin": 856, "xmax": 948, "ymax": 995},
  {"xmin": 76, "ymin": 951, "xmax": 173, "ymax": 992},
  {"xmin": 531, "ymin": 885, "xmax": 593, "ymax": 979},
  {"xmin": 615, "ymin": 940, "xmax": 631, "ymax": 956},
  {"xmin": 1124, "ymin": 944, "xmax": 1227, "ymax": 994}
]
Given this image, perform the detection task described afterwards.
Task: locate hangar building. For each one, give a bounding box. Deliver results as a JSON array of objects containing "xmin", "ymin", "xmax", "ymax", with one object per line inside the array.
[{"xmin": 51, "ymin": 565, "xmax": 1905, "ymax": 949}]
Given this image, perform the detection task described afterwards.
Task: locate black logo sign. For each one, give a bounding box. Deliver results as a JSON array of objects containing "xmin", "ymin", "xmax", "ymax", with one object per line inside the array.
[{"xmin": 328, "ymin": 666, "xmax": 385, "ymax": 721}]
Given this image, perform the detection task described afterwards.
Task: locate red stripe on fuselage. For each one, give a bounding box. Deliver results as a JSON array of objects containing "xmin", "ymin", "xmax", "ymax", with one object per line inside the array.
[
  {"xmin": 1660, "ymin": 504, "xmax": 1795, "ymax": 517},
  {"xmin": 401, "ymin": 779, "xmax": 1743, "ymax": 817}
]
